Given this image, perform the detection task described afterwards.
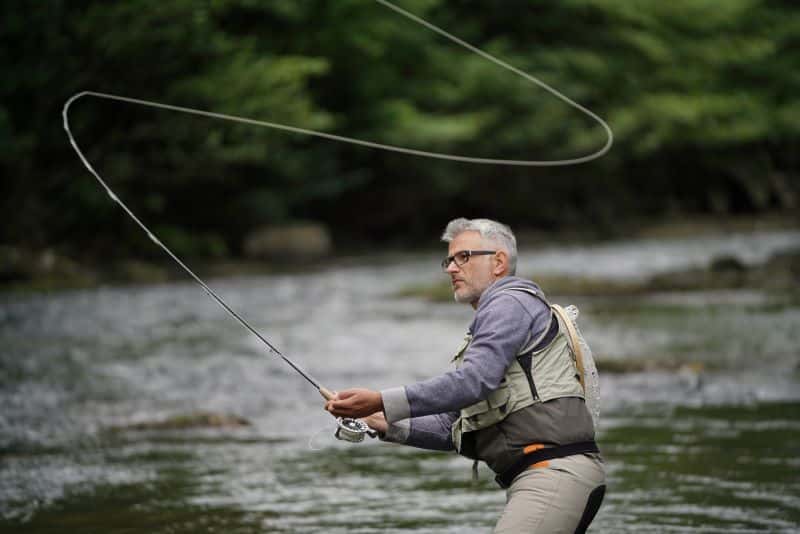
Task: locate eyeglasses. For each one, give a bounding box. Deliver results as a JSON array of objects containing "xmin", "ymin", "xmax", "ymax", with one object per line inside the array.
[{"xmin": 441, "ymin": 250, "xmax": 496, "ymax": 271}]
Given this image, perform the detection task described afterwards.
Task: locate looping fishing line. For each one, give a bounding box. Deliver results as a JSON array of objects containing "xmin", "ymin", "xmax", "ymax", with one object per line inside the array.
[
  {"xmin": 62, "ymin": 0, "xmax": 613, "ymax": 400},
  {"xmin": 308, "ymin": 422, "xmax": 339, "ymax": 451},
  {"xmin": 64, "ymin": 0, "xmax": 613, "ymax": 168}
]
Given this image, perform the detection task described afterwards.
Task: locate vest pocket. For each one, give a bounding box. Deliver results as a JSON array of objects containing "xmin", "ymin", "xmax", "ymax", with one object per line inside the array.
[
  {"xmin": 488, "ymin": 384, "xmax": 511, "ymax": 410},
  {"xmin": 462, "ymin": 399, "xmax": 489, "ymax": 417},
  {"xmin": 460, "ymin": 384, "xmax": 511, "ymax": 431}
]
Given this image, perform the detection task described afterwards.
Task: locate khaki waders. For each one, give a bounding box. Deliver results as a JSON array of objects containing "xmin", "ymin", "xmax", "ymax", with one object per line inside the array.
[{"xmin": 494, "ymin": 453, "xmax": 606, "ymax": 533}]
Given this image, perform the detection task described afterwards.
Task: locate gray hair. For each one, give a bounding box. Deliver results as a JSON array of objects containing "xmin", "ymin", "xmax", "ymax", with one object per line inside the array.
[{"xmin": 441, "ymin": 218, "xmax": 518, "ymax": 275}]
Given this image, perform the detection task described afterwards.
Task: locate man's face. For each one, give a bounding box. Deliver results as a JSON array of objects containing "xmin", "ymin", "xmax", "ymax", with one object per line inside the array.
[{"xmin": 445, "ymin": 231, "xmax": 498, "ymax": 306}]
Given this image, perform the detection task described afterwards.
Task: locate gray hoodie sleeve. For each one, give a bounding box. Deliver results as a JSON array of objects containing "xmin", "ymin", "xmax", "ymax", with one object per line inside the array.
[
  {"xmin": 382, "ymin": 289, "xmax": 549, "ymax": 423},
  {"xmin": 381, "ymin": 411, "xmax": 458, "ymax": 451}
]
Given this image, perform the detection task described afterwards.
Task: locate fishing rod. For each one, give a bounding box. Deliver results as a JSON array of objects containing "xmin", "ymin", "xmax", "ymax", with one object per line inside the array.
[
  {"xmin": 63, "ymin": 93, "xmax": 377, "ymax": 442},
  {"xmin": 63, "ymin": 0, "xmax": 613, "ymax": 444}
]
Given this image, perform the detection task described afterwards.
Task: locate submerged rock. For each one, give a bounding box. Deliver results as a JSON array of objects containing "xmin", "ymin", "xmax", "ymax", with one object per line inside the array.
[
  {"xmin": 759, "ymin": 247, "xmax": 800, "ymax": 288},
  {"xmin": 116, "ymin": 412, "xmax": 251, "ymax": 431},
  {"xmin": 710, "ymin": 255, "xmax": 747, "ymax": 274}
]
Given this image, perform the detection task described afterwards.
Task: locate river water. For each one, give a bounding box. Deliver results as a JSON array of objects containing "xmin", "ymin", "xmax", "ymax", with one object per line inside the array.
[{"xmin": 1, "ymin": 230, "xmax": 799, "ymax": 533}]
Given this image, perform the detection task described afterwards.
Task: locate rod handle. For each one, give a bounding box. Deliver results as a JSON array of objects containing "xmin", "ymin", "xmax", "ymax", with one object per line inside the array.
[{"xmin": 319, "ymin": 387, "xmax": 336, "ymax": 401}]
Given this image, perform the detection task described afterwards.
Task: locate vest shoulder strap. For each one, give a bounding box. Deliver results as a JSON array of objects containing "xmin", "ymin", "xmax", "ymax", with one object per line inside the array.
[
  {"xmin": 500, "ymin": 286, "xmax": 553, "ymax": 356},
  {"xmin": 552, "ymin": 304, "xmax": 586, "ymax": 392}
]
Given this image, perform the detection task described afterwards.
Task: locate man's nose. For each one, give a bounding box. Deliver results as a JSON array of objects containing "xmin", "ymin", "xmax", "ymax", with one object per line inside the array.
[{"xmin": 445, "ymin": 260, "xmax": 460, "ymax": 273}]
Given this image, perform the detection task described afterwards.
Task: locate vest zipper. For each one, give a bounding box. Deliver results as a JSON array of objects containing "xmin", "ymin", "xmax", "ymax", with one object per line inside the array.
[{"xmin": 516, "ymin": 352, "xmax": 539, "ymax": 400}]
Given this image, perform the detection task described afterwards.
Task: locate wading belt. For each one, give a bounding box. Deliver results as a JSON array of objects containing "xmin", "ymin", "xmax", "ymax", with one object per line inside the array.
[{"xmin": 495, "ymin": 441, "xmax": 600, "ymax": 489}]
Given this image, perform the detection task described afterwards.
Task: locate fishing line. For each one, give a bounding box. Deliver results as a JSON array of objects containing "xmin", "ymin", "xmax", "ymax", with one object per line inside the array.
[
  {"xmin": 64, "ymin": 1, "xmax": 613, "ymax": 167},
  {"xmin": 308, "ymin": 422, "xmax": 339, "ymax": 451},
  {"xmin": 373, "ymin": 0, "xmax": 614, "ymax": 165},
  {"xmin": 63, "ymin": 96, "xmax": 334, "ymax": 399},
  {"xmin": 63, "ymin": 0, "xmax": 612, "ymax": 440}
]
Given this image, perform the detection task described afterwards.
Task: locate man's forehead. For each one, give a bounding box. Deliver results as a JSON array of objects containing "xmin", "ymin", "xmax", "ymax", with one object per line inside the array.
[{"xmin": 449, "ymin": 231, "xmax": 483, "ymax": 249}]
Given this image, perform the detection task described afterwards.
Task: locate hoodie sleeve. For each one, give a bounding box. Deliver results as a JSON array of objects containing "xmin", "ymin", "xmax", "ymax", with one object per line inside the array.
[
  {"xmin": 381, "ymin": 411, "xmax": 458, "ymax": 451},
  {"xmin": 381, "ymin": 290, "xmax": 549, "ymax": 423}
]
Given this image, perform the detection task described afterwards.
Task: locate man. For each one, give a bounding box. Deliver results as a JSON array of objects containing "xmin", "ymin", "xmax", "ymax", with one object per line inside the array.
[{"xmin": 325, "ymin": 218, "xmax": 605, "ymax": 533}]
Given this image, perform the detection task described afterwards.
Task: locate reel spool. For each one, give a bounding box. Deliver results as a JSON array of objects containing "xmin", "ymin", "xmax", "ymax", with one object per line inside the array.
[{"xmin": 335, "ymin": 417, "xmax": 377, "ymax": 443}]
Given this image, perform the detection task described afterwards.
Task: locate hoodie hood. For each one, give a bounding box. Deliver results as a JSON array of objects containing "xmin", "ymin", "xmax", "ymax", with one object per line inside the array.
[{"xmin": 475, "ymin": 276, "xmax": 547, "ymax": 316}]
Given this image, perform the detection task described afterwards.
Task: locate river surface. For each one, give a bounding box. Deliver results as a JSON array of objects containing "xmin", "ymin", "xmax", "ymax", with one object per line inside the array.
[{"xmin": 1, "ymin": 230, "xmax": 799, "ymax": 533}]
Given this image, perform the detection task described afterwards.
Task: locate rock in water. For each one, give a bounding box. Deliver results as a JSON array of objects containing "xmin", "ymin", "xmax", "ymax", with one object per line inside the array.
[
  {"xmin": 119, "ymin": 412, "xmax": 251, "ymax": 431},
  {"xmin": 243, "ymin": 223, "xmax": 332, "ymax": 261}
]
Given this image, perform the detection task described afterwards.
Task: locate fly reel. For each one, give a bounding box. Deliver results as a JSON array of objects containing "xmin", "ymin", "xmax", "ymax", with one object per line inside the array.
[{"xmin": 335, "ymin": 417, "xmax": 377, "ymax": 443}]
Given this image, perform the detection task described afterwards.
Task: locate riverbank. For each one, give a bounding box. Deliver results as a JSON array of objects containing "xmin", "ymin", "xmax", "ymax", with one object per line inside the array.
[
  {"xmin": 2, "ymin": 213, "xmax": 797, "ymax": 293},
  {"xmin": 395, "ymin": 247, "xmax": 800, "ymax": 300}
]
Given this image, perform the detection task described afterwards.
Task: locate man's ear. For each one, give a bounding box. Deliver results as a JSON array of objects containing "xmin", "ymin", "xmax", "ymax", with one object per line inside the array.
[{"xmin": 493, "ymin": 251, "xmax": 509, "ymax": 276}]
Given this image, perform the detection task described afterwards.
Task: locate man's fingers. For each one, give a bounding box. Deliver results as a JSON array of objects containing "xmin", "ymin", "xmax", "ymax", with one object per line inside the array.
[
  {"xmin": 323, "ymin": 389, "xmax": 377, "ymax": 418},
  {"xmin": 326, "ymin": 399, "xmax": 355, "ymax": 417}
]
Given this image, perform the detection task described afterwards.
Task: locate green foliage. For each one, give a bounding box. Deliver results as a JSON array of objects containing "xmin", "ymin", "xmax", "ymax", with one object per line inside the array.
[
  {"xmin": 1, "ymin": 0, "xmax": 797, "ymax": 258},
  {"xmin": 154, "ymin": 226, "xmax": 229, "ymax": 258}
]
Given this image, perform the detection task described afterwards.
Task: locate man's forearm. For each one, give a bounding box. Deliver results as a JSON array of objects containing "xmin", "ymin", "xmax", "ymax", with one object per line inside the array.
[{"xmin": 381, "ymin": 412, "xmax": 457, "ymax": 451}]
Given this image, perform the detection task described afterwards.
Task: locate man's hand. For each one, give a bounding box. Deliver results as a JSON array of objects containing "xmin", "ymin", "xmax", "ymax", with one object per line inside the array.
[
  {"xmin": 324, "ymin": 388, "xmax": 383, "ymax": 418},
  {"xmin": 361, "ymin": 411, "xmax": 388, "ymax": 435}
]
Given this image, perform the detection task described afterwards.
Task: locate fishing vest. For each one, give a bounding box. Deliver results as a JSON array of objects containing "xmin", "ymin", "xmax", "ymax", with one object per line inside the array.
[{"xmin": 450, "ymin": 287, "xmax": 585, "ymax": 454}]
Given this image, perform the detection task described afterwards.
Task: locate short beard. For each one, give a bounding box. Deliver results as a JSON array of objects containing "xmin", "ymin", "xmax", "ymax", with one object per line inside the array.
[{"xmin": 453, "ymin": 286, "xmax": 481, "ymax": 305}]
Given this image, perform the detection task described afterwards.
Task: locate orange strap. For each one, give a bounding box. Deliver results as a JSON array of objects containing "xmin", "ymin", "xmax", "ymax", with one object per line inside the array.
[
  {"xmin": 523, "ymin": 444, "xmax": 549, "ymax": 467},
  {"xmin": 523, "ymin": 443, "xmax": 545, "ymax": 454}
]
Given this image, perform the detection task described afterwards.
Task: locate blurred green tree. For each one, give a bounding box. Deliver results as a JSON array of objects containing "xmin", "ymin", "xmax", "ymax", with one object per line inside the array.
[{"xmin": 1, "ymin": 0, "xmax": 796, "ymax": 260}]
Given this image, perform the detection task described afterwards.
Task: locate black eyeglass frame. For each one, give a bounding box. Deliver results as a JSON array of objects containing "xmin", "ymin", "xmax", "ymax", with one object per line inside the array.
[{"xmin": 441, "ymin": 250, "xmax": 497, "ymax": 271}]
